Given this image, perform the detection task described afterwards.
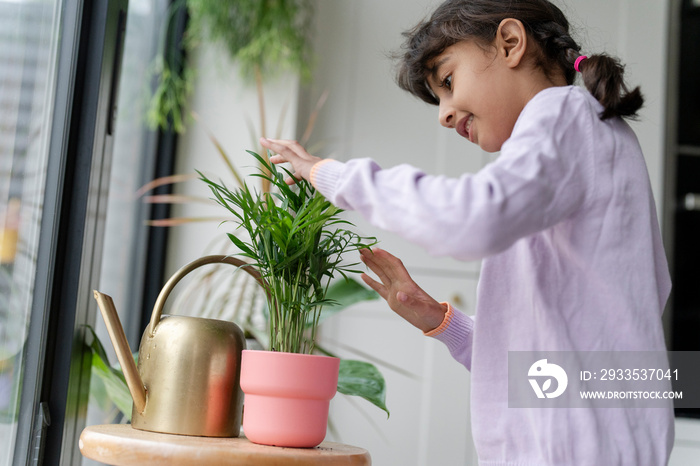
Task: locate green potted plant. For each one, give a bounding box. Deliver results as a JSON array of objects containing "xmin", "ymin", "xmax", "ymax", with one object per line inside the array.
[{"xmin": 199, "ymin": 151, "xmax": 377, "ymax": 447}]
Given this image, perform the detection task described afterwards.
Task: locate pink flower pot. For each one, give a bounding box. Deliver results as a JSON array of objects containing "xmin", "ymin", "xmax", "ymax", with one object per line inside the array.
[{"xmin": 240, "ymin": 350, "xmax": 340, "ymax": 448}]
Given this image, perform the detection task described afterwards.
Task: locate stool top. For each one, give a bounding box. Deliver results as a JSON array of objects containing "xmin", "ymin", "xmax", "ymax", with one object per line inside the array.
[{"xmin": 79, "ymin": 424, "xmax": 371, "ymax": 466}]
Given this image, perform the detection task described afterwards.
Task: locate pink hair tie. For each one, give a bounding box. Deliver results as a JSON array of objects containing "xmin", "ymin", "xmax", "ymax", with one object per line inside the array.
[{"xmin": 574, "ymin": 55, "xmax": 587, "ymax": 73}]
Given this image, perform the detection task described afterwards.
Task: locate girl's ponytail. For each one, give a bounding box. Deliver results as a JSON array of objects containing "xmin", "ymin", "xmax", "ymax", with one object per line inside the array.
[{"xmin": 576, "ymin": 54, "xmax": 644, "ymax": 120}]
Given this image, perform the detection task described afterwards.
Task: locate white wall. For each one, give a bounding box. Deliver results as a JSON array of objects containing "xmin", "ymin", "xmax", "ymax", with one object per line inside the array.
[{"xmin": 670, "ymin": 418, "xmax": 700, "ymax": 466}]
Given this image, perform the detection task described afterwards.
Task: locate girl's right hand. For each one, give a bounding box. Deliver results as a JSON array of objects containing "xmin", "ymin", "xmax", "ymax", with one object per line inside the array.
[
  {"xmin": 359, "ymin": 248, "xmax": 447, "ymax": 333},
  {"xmin": 259, "ymin": 137, "xmax": 322, "ymax": 185}
]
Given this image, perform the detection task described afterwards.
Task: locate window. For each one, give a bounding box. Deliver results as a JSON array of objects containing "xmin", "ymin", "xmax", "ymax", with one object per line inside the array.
[
  {"xmin": 0, "ymin": 0, "xmax": 64, "ymax": 463},
  {"xmin": 0, "ymin": 0, "xmax": 177, "ymax": 463}
]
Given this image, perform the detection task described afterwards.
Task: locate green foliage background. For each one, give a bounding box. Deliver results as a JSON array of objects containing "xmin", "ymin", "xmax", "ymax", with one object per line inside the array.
[
  {"xmin": 148, "ymin": 0, "xmax": 313, "ymax": 132},
  {"xmin": 186, "ymin": 0, "xmax": 313, "ymax": 80}
]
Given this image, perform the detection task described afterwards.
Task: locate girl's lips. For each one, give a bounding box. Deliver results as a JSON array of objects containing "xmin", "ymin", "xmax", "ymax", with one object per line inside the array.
[{"xmin": 456, "ymin": 114, "xmax": 474, "ymax": 142}]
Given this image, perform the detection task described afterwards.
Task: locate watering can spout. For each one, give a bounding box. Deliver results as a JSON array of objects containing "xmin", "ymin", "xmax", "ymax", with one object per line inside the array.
[{"xmin": 93, "ymin": 290, "xmax": 147, "ymax": 414}]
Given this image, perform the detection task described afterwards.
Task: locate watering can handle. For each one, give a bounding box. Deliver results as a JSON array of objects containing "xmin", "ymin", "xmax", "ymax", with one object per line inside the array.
[{"xmin": 148, "ymin": 255, "xmax": 266, "ymax": 336}]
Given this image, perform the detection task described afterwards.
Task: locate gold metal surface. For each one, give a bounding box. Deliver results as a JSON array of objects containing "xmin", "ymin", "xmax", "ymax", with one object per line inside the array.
[
  {"xmin": 93, "ymin": 255, "xmax": 265, "ymax": 437},
  {"xmin": 94, "ymin": 291, "xmax": 147, "ymax": 413}
]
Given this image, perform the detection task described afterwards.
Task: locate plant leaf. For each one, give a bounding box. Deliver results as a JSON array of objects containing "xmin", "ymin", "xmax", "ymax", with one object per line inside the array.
[
  {"xmin": 324, "ymin": 278, "xmax": 379, "ymax": 311},
  {"xmin": 85, "ymin": 326, "xmax": 136, "ymax": 418},
  {"xmin": 337, "ymin": 359, "xmax": 389, "ymax": 417},
  {"xmin": 134, "ymin": 173, "xmax": 198, "ymax": 198},
  {"xmin": 90, "ymin": 352, "xmax": 135, "ymax": 418}
]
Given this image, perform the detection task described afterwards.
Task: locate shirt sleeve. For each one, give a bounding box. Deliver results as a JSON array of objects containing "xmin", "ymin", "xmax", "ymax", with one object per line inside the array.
[
  {"xmin": 423, "ymin": 302, "xmax": 475, "ymax": 371},
  {"xmin": 310, "ymin": 89, "xmax": 595, "ymax": 261}
]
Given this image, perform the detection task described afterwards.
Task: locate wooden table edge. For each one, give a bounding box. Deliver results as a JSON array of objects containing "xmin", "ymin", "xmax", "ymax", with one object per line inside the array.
[{"xmin": 79, "ymin": 424, "xmax": 371, "ymax": 466}]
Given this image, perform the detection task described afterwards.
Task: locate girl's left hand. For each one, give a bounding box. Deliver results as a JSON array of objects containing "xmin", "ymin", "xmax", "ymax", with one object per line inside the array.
[
  {"xmin": 359, "ymin": 248, "xmax": 447, "ymax": 333},
  {"xmin": 259, "ymin": 137, "xmax": 321, "ymax": 185}
]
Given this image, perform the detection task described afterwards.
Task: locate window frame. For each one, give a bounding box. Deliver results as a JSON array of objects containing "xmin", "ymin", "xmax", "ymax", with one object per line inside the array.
[{"xmin": 11, "ymin": 1, "xmax": 130, "ymax": 464}]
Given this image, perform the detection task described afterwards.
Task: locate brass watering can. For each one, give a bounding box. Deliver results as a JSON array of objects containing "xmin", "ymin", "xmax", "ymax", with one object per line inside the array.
[{"xmin": 93, "ymin": 255, "xmax": 264, "ymax": 437}]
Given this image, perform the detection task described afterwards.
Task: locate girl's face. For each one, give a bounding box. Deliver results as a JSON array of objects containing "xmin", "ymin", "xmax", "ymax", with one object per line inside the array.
[{"xmin": 427, "ymin": 38, "xmax": 548, "ymax": 153}]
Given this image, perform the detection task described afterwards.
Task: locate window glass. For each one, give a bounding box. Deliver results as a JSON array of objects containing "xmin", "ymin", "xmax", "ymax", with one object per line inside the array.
[{"xmin": 0, "ymin": 0, "xmax": 62, "ymax": 464}]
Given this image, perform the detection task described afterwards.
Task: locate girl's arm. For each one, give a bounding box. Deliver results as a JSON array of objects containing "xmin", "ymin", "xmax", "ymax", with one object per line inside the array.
[
  {"xmin": 261, "ymin": 89, "xmax": 592, "ymax": 262},
  {"xmin": 310, "ymin": 154, "xmax": 587, "ymax": 262},
  {"xmin": 360, "ymin": 247, "xmax": 474, "ymax": 371}
]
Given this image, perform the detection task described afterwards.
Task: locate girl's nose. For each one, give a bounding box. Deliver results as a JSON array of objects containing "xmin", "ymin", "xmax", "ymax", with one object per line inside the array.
[{"xmin": 439, "ymin": 103, "xmax": 455, "ymax": 128}]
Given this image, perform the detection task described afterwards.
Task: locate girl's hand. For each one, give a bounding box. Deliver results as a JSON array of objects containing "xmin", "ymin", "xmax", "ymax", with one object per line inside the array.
[
  {"xmin": 359, "ymin": 248, "xmax": 447, "ymax": 333},
  {"xmin": 259, "ymin": 137, "xmax": 322, "ymax": 185}
]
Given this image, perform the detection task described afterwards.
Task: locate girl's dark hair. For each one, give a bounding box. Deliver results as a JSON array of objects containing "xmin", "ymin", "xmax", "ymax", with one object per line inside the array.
[{"xmin": 396, "ymin": 0, "xmax": 643, "ymax": 120}]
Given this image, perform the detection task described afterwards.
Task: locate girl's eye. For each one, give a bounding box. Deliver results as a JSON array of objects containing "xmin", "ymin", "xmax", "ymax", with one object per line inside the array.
[{"xmin": 440, "ymin": 75, "xmax": 452, "ymax": 90}]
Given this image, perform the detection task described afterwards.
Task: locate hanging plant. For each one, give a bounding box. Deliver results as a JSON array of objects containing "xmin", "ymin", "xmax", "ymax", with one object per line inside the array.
[
  {"xmin": 148, "ymin": 0, "xmax": 313, "ymax": 137},
  {"xmin": 186, "ymin": 0, "xmax": 313, "ymax": 80}
]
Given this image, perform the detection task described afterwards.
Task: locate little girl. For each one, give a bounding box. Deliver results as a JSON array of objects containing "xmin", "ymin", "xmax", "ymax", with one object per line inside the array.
[{"xmin": 261, "ymin": 0, "xmax": 673, "ymax": 464}]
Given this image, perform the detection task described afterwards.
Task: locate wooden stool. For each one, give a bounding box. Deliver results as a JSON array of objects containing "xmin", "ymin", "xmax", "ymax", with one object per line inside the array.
[{"xmin": 79, "ymin": 424, "xmax": 371, "ymax": 465}]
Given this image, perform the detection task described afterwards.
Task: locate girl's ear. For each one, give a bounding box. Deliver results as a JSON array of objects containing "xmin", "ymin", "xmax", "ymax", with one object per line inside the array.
[{"xmin": 496, "ymin": 18, "xmax": 527, "ymax": 68}]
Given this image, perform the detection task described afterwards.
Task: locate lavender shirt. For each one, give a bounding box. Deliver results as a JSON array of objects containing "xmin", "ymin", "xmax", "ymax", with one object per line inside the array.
[{"xmin": 311, "ymin": 86, "xmax": 673, "ymax": 466}]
